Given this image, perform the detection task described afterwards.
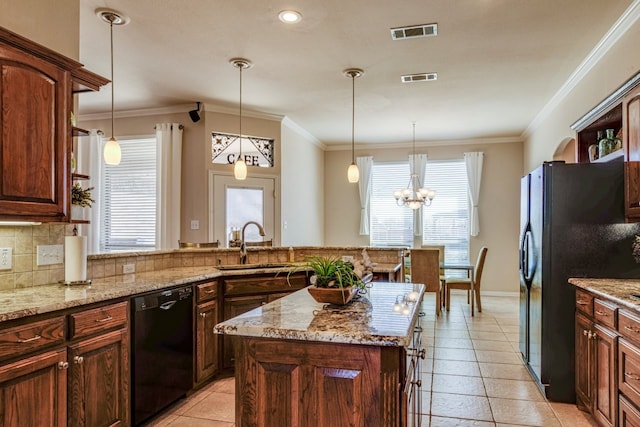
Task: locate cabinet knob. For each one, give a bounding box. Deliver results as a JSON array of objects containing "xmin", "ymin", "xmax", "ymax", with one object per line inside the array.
[
  {"xmin": 58, "ymin": 361, "xmax": 69, "ymax": 370},
  {"xmin": 589, "ymin": 331, "xmax": 597, "ymax": 340},
  {"xmin": 73, "ymin": 356, "xmax": 84, "ymax": 365},
  {"xmin": 583, "ymin": 330, "xmax": 589, "ymax": 336},
  {"xmin": 200, "ymin": 312, "xmax": 207, "ymax": 318},
  {"xmin": 625, "ymin": 372, "xmax": 640, "ymax": 381}
]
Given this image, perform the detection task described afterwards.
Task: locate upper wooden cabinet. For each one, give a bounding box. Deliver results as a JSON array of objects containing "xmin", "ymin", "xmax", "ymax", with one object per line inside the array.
[
  {"xmin": 0, "ymin": 26, "xmax": 108, "ymax": 222},
  {"xmin": 571, "ymin": 71, "xmax": 640, "ymax": 222}
]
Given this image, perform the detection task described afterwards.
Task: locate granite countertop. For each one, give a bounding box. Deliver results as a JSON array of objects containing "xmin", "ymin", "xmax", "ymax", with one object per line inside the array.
[
  {"xmin": 214, "ymin": 282, "xmax": 424, "ymax": 347},
  {"xmin": 0, "ymin": 262, "xmax": 402, "ymax": 323},
  {"xmin": 569, "ymin": 278, "xmax": 640, "ymax": 312}
]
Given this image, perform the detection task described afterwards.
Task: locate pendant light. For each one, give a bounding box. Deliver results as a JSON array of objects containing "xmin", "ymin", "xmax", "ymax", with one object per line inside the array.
[
  {"xmin": 97, "ymin": 9, "xmax": 129, "ymax": 166},
  {"xmin": 344, "ymin": 68, "xmax": 363, "ymax": 183},
  {"xmin": 230, "ymin": 58, "xmax": 253, "ymax": 180},
  {"xmin": 394, "ymin": 122, "xmax": 436, "ymax": 209}
]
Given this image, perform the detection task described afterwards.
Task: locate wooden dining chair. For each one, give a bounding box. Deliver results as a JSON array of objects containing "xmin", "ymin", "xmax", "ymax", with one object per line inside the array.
[
  {"xmin": 422, "ymin": 245, "xmax": 445, "ymax": 307},
  {"xmin": 410, "ymin": 249, "xmax": 442, "ymax": 316},
  {"xmin": 445, "ymin": 247, "xmax": 488, "ymax": 313}
]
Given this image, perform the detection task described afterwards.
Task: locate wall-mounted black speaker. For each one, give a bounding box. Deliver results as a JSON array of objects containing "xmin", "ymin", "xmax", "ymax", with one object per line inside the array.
[{"xmin": 189, "ymin": 102, "xmax": 201, "ymax": 123}]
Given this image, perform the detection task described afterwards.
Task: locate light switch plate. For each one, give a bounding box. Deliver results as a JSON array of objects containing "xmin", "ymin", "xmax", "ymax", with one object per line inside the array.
[
  {"xmin": 190, "ymin": 220, "xmax": 200, "ymax": 230},
  {"xmin": 342, "ymin": 255, "xmax": 354, "ymax": 263},
  {"xmin": 0, "ymin": 248, "xmax": 12, "ymax": 270},
  {"xmin": 37, "ymin": 244, "xmax": 64, "ymax": 266}
]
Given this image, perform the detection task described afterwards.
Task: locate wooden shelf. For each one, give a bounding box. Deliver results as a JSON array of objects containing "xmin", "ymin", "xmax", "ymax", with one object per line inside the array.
[
  {"xmin": 591, "ymin": 149, "xmax": 624, "ymax": 163},
  {"xmin": 72, "ymin": 173, "xmax": 90, "ymax": 181}
]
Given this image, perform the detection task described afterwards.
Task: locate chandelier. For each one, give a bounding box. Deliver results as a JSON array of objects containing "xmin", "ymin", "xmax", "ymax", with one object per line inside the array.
[{"xmin": 394, "ymin": 122, "xmax": 435, "ymax": 210}]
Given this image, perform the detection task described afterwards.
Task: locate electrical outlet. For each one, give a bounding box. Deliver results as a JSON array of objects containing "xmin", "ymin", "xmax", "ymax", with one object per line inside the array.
[
  {"xmin": 123, "ymin": 263, "xmax": 135, "ymax": 274},
  {"xmin": 0, "ymin": 248, "xmax": 11, "ymax": 270},
  {"xmin": 190, "ymin": 220, "xmax": 200, "ymax": 230},
  {"xmin": 37, "ymin": 244, "xmax": 64, "ymax": 266},
  {"xmin": 342, "ymin": 255, "xmax": 354, "ymax": 263}
]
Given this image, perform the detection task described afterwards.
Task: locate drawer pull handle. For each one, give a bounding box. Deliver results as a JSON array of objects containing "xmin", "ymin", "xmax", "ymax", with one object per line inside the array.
[
  {"xmin": 625, "ymin": 372, "xmax": 640, "ymax": 381},
  {"xmin": 200, "ymin": 312, "xmax": 207, "ymax": 318},
  {"xmin": 95, "ymin": 315, "xmax": 113, "ymax": 323},
  {"xmin": 17, "ymin": 334, "xmax": 42, "ymax": 343},
  {"xmin": 74, "ymin": 356, "xmax": 84, "ymax": 365},
  {"xmin": 204, "ymin": 290, "xmax": 216, "ymax": 294},
  {"xmin": 595, "ymin": 310, "xmax": 608, "ymax": 316},
  {"xmin": 583, "ymin": 330, "xmax": 589, "ymax": 336},
  {"xmin": 58, "ymin": 361, "xmax": 69, "ymax": 370},
  {"xmin": 576, "ymin": 300, "xmax": 589, "ymax": 305},
  {"xmin": 625, "ymin": 325, "xmax": 640, "ymax": 333}
]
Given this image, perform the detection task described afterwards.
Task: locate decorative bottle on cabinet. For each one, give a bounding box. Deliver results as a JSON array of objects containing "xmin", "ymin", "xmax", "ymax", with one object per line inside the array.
[
  {"xmin": 599, "ymin": 130, "xmax": 611, "ymax": 158},
  {"xmin": 607, "ymin": 128, "xmax": 622, "ymax": 152}
]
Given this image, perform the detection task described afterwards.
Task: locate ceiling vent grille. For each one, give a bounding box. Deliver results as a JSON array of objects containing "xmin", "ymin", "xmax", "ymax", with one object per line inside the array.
[
  {"xmin": 390, "ymin": 23, "xmax": 438, "ymax": 40},
  {"xmin": 401, "ymin": 73, "xmax": 438, "ymax": 83}
]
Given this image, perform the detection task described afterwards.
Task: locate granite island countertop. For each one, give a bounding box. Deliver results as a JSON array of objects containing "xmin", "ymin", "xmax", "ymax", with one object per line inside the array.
[
  {"xmin": 569, "ymin": 278, "xmax": 640, "ymax": 312},
  {"xmin": 214, "ymin": 281, "xmax": 424, "ymax": 347},
  {"xmin": 0, "ymin": 263, "xmax": 403, "ymax": 323}
]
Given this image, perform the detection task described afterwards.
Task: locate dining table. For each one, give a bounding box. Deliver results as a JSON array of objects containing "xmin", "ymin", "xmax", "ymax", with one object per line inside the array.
[{"xmin": 440, "ymin": 262, "xmax": 476, "ymax": 315}]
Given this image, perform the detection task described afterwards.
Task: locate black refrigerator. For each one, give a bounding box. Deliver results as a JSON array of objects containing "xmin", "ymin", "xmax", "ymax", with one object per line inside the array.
[{"xmin": 519, "ymin": 159, "xmax": 640, "ymax": 403}]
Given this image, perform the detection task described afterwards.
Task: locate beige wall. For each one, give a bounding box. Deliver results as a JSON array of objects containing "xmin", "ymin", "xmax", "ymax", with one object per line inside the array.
[
  {"xmin": 281, "ymin": 121, "xmax": 325, "ymax": 246},
  {"xmin": 0, "ymin": 0, "xmax": 79, "ymax": 59},
  {"xmin": 325, "ymin": 141, "xmax": 523, "ymax": 293},
  {"xmin": 524, "ymin": 23, "xmax": 640, "ymax": 170}
]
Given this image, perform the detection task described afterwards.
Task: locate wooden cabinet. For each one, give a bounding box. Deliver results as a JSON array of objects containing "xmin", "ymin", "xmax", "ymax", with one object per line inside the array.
[
  {"xmin": 0, "ymin": 27, "xmax": 107, "ymax": 222},
  {"xmin": 623, "ymin": 85, "xmax": 640, "ymax": 219},
  {"xmin": 67, "ymin": 301, "xmax": 129, "ymax": 427},
  {"xmin": 221, "ymin": 272, "xmax": 309, "ymax": 370},
  {"xmin": 575, "ymin": 295, "xmax": 618, "ymax": 427},
  {"xmin": 234, "ymin": 337, "xmax": 404, "ymax": 427},
  {"xmin": 195, "ymin": 280, "xmax": 219, "ymax": 385},
  {"xmin": 0, "ymin": 347, "xmax": 68, "ymax": 427}
]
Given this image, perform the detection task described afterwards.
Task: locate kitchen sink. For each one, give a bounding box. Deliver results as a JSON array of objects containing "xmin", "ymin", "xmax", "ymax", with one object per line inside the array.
[{"xmin": 216, "ymin": 263, "xmax": 294, "ymax": 271}]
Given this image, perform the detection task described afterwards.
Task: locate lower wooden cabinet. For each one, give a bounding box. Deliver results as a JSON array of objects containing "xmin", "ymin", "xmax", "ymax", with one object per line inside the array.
[
  {"xmin": 196, "ymin": 299, "xmax": 219, "ymax": 384},
  {"xmin": 0, "ymin": 347, "xmax": 68, "ymax": 426},
  {"xmin": 621, "ymin": 395, "xmax": 640, "ymax": 427},
  {"xmin": 223, "ymin": 295, "xmax": 268, "ymax": 369},
  {"xmin": 67, "ymin": 328, "xmax": 129, "ymax": 427}
]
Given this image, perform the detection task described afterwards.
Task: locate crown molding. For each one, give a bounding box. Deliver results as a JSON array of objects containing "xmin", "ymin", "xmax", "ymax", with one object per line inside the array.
[
  {"xmin": 523, "ymin": 0, "xmax": 640, "ymax": 138},
  {"xmin": 202, "ymin": 102, "xmax": 284, "ymax": 121},
  {"xmin": 323, "ymin": 136, "xmax": 523, "ymax": 151},
  {"xmin": 281, "ymin": 117, "xmax": 326, "ymax": 149}
]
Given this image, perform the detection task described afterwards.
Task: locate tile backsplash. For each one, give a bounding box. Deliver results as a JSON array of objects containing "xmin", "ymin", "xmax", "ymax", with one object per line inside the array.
[{"xmin": 0, "ymin": 223, "xmax": 75, "ymax": 291}]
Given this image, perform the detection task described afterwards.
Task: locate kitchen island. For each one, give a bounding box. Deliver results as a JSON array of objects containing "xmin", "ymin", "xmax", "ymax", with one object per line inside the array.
[{"xmin": 214, "ymin": 281, "xmax": 425, "ymax": 427}]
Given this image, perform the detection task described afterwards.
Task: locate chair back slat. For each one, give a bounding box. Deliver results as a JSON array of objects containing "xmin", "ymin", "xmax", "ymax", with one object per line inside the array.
[{"xmin": 473, "ymin": 247, "xmax": 489, "ymax": 290}]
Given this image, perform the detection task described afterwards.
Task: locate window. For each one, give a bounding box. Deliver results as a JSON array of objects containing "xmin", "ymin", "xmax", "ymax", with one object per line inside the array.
[
  {"xmin": 226, "ymin": 187, "xmax": 264, "ymax": 244},
  {"xmin": 370, "ymin": 162, "xmax": 413, "ymax": 247},
  {"xmin": 101, "ymin": 137, "xmax": 157, "ymax": 252},
  {"xmin": 422, "ymin": 159, "xmax": 469, "ymax": 264},
  {"xmin": 369, "ymin": 159, "xmax": 470, "ymax": 266}
]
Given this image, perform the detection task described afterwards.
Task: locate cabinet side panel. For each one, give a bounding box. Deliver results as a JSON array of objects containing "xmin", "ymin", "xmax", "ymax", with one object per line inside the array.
[
  {"xmin": 316, "ymin": 367, "xmax": 363, "ymax": 427},
  {"xmin": 256, "ymin": 362, "xmax": 299, "ymax": 427}
]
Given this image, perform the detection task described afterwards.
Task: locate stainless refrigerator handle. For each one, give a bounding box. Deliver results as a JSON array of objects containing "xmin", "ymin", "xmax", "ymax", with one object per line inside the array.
[
  {"xmin": 519, "ymin": 225, "xmax": 529, "ymax": 278},
  {"xmin": 524, "ymin": 230, "xmax": 534, "ymax": 282}
]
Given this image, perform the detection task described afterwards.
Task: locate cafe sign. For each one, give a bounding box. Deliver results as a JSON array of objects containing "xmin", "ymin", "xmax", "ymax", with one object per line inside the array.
[{"xmin": 211, "ymin": 132, "xmax": 274, "ymax": 168}]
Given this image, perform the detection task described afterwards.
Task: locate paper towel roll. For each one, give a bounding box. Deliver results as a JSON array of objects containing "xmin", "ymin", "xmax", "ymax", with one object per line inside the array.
[{"xmin": 65, "ymin": 236, "xmax": 87, "ymax": 282}]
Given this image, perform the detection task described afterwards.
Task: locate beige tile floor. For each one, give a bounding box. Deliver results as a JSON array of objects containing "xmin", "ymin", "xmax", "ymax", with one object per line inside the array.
[{"xmin": 147, "ymin": 292, "xmax": 599, "ymax": 426}]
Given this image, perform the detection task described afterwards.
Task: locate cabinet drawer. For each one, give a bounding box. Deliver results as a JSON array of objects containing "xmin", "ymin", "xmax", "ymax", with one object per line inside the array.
[
  {"xmin": 620, "ymin": 394, "xmax": 640, "ymax": 427},
  {"xmin": 224, "ymin": 274, "xmax": 307, "ymax": 296},
  {"xmin": 197, "ymin": 281, "xmax": 218, "ymax": 303},
  {"xmin": 576, "ymin": 289, "xmax": 594, "ymax": 316},
  {"xmin": 620, "ymin": 338, "xmax": 640, "ymax": 410},
  {"xmin": 0, "ymin": 316, "xmax": 65, "ymax": 361},
  {"xmin": 595, "ymin": 299, "xmax": 617, "ymax": 329},
  {"xmin": 69, "ymin": 301, "xmax": 128, "ymax": 339},
  {"xmin": 620, "ymin": 310, "xmax": 640, "ymax": 346}
]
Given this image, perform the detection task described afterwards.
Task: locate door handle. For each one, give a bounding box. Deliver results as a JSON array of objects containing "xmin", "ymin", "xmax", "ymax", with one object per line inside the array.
[{"xmin": 159, "ymin": 300, "xmax": 177, "ymax": 310}]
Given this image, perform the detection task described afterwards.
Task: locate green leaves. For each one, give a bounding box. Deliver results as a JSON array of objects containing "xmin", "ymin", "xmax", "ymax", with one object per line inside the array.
[{"xmin": 302, "ymin": 256, "xmax": 364, "ymax": 289}]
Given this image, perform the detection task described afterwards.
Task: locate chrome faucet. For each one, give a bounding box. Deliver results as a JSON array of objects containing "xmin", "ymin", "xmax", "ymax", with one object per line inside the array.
[{"xmin": 239, "ymin": 221, "xmax": 265, "ymax": 264}]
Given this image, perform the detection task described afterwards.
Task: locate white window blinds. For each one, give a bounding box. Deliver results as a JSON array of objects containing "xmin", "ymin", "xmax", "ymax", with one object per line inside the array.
[
  {"xmin": 422, "ymin": 159, "xmax": 469, "ymax": 264},
  {"xmin": 370, "ymin": 162, "xmax": 413, "ymax": 247},
  {"xmin": 101, "ymin": 137, "xmax": 157, "ymax": 252}
]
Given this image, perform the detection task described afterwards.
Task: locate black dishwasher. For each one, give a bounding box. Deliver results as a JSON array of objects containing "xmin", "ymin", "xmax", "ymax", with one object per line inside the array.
[{"xmin": 131, "ymin": 286, "xmax": 193, "ymax": 426}]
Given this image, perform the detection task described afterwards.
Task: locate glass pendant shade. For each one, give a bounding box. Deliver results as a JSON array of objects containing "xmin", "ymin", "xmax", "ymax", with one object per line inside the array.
[
  {"xmin": 347, "ymin": 162, "xmax": 359, "ymax": 183},
  {"xmin": 234, "ymin": 158, "xmax": 247, "ymax": 180},
  {"xmin": 103, "ymin": 137, "xmax": 121, "ymax": 165}
]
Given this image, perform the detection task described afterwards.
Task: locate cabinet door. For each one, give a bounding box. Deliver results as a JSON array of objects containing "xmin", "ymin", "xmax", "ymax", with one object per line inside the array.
[
  {"xmin": 196, "ymin": 300, "xmax": 219, "ymax": 384},
  {"xmin": 223, "ymin": 295, "xmax": 268, "ymax": 368},
  {"xmin": 67, "ymin": 329, "xmax": 129, "ymax": 427},
  {"xmin": 620, "ymin": 395, "xmax": 640, "ymax": 427},
  {"xmin": 594, "ymin": 323, "xmax": 618, "ymax": 427},
  {"xmin": 576, "ymin": 312, "xmax": 593, "ymax": 411},
  {"xmin": 0, "ymin": 348, "xmax": 67, "ymax": 427},
  {"xmin": 624, "ymin": 86, "xmax": 640, "ymax": 219},
  {"xmin": 0, "ymin": 42, "xmax": 69, "ymax": 221}
]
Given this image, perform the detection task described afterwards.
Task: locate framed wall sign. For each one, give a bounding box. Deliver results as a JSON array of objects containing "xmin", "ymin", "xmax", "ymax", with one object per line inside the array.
[{"xmin": 211, "ymin": 132, "xmax": 274, "ymax": 168}]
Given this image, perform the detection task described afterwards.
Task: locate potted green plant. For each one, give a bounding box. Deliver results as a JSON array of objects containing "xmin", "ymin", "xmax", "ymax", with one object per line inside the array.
[
  {"xmin": 71, "ymin": 182, "xmax": 94, "ymax": 220},
  {"xmin": 293, "ymin": 256, "xmax": 367, "ymax": 305}
]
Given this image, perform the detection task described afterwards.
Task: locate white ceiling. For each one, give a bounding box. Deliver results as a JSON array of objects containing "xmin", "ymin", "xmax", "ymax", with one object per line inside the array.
[{"xmin": 77, "ymin": 0, "xmax": 634, "ymax": 147}]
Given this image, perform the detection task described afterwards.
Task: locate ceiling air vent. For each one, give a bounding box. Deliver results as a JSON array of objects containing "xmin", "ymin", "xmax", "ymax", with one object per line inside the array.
[
  {"xmin": 401, "ymin": 73, "xmax": 438, "ymax": 83},
  {"xmin": 390, "ymin": 23, "xmax": 438, "ymax": 40}
]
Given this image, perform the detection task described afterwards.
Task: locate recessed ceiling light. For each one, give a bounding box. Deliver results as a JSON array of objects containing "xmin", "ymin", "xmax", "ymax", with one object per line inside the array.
[{"xmin": 278, "ymin": 10, "xmax": 302, "ymax": 24}]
